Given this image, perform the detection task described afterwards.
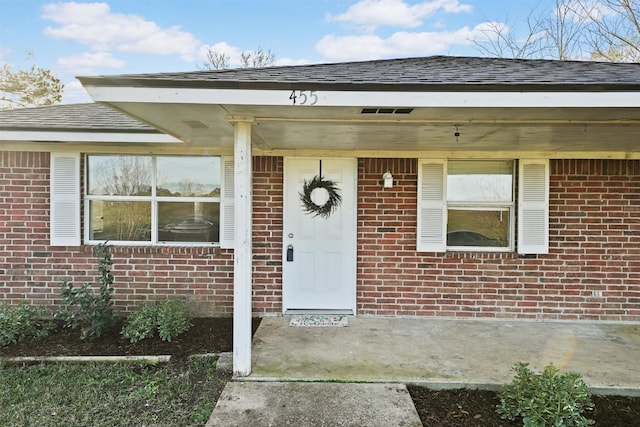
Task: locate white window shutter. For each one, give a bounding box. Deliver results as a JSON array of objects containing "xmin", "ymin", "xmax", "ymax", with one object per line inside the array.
[
  {"xmin": 219, "ymin": 156, "xmax": 235, "ymax": 249},
  {"xmin": 518, "ymin": 159, "xmax": 549, "ymax": 254},
  {"xmin": 417, "ymin": 159, "xmax": 447, "ymax": 252},
  {"xmin": 50, "ymin": 153, "xmax": 81, "ymax": 246}
]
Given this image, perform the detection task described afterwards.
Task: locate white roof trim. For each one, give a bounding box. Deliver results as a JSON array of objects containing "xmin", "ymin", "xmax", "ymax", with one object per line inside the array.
[
  {"xmin": 0, "ymin": 130, "xmax": 182, "ymax": 143},
  {"xmin": 84, "ymin": 86, "xmax": 640, "ymax": 108}
]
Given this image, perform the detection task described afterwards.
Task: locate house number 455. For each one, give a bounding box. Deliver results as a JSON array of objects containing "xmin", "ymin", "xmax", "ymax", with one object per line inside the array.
[{"xmin": 290, "ymin": 90, "xmax": 318, "ymax": 105}]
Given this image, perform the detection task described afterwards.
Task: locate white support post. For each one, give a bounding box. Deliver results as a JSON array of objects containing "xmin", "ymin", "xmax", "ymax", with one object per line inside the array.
[{"xmin": 232, "ymin": 119, "xmax": 253, "ymax": 376}]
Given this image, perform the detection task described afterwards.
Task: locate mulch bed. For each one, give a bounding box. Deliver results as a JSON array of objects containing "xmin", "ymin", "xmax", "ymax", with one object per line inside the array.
[
  {"xmin": 407, "ymin": 386, "xmax": 640, "ymax": 427},
  {"xmin": 1, "ymin": 317, "xmax": 638, "ymax": 426},
  {"xmin": 0, "ymin": 318, "xmax": 259, "ymax": 359}
]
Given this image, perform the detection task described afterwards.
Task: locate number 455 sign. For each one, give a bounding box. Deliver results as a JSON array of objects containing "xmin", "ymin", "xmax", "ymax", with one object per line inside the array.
[{"xmin": 289, "ymin": 90, "xmax": 318, "ymax": 105}]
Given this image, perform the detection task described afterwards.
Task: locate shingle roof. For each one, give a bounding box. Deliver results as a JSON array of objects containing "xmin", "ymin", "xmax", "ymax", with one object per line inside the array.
[
  {"xmin": 0, "ymin": 102, "xmax": 160, "ymax": 132},
  {"xmin": 78, "ymin": 56, "xmax": 640, "ymax": 91}
]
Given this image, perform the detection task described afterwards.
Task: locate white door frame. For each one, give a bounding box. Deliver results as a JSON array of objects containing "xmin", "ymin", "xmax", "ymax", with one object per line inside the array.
[{"xmin": 282, "ymin": 157, "xmax": 357, "ymax": 314}]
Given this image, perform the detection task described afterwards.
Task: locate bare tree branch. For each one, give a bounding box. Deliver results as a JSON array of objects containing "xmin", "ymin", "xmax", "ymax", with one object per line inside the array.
[
  {"xmin": 198, "ymin": 46, "xmax": 275, "ymax": 70},
  {"xmin": 197, "ymin": 49, "xmax": 231, "ymax": 71},
  {"xmin": 239, "ymin": 47, "xmax": 275, "ymax": 68},
  {"xmin": 474, "ymin": 0, "xmax": 639, "ymax": 62},
  {"xmin": 472, "ymin": 8, "xmax": 553, "ymax": 59},
  {"xmin": 575, "ymin": 0, "xmax": 640, "ymax": 62}
]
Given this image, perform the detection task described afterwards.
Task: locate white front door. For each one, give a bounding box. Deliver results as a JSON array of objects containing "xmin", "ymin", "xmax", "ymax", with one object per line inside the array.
[{"xmin": 282, "ymin": 158, "xmax": 357, "ymax": 313}]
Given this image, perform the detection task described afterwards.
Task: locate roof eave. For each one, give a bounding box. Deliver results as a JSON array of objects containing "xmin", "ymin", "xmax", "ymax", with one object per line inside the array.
[{"xmin": 77, "ymin": 76, "xmax": 640, "ymax": 92}]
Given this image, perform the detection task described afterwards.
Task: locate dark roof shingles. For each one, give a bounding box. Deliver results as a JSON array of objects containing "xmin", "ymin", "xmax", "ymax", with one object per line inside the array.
[
  {"xmin": 79, "ymin": 56, "xmax": 640, "ymax": 89},
  {"xmin": 0, "ymin": 102, "xmax": 158, "ymax": 132}
]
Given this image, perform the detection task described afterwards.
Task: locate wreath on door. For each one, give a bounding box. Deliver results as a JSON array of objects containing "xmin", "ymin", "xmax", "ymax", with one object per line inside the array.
[{"xmin": 299, "ymin": 161, "xmax": 342, "ymax": 219}]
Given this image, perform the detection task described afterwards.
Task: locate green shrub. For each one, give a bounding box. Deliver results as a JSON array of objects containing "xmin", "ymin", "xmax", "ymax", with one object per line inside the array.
[
  {"xmin": 57, "ymin": 243, "xmax": 118, "ymax": 339},
  {"xmin": 0, "ymin": 303, "xmax": 55, "ymax": 346},
  {"xmin": 120, "ymin": 304, "xmax": 157, "ymax": 343},
  {"xmin": 497, "ymin": 362, "xmax": 594, "ymax": 427},
  {"xmin": 122, "ymin": 300, "xmax": 192, "ymax": 343}
]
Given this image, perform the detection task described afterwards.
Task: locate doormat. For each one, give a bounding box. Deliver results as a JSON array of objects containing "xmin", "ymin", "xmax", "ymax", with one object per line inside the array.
[{"xmin": 289, "ymin": 315, "xmax": 349, "ymax": 327}]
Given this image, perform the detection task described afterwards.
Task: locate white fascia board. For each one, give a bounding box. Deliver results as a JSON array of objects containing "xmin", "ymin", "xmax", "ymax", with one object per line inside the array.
[
  {"xmin": 84, "ymin": 85, "xmax": 640, "ymax": 108},
  {"xmin": 0, "ymin": 130, "xmax": 182, "ymax": 143}
]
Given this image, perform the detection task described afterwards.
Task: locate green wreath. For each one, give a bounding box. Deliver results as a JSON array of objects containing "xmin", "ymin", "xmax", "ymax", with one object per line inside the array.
[{"xmin": 299, "ymin": 175, "xmax": 342, "ymax": 219}]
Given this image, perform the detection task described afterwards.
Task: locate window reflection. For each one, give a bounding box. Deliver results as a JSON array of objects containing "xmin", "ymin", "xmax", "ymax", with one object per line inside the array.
[
  {"xmin": 88, "ymin": 155, "xmax": 152, "ymax": 196},
  {"xmin": 86, "ymin": 155, "xmax": 221, "ymax": 245},
  {"xmin": 447, "ymin": 209, "xmax": 510, "ymax": 247},
  {"xmin": 158, "ymin": 202, "xmax": 220, "ymax": 243},
  {"xmin": 446, "ymin": 160, "xmax": 514, "ymax": 249},
  {"xmin": 156, "ymin": 156, "xmax": 220, "ymax": 197},
  {"xmin": 89, "ymin": 200, "xmax": 151, "ymax": 241},
  {"xmin": 447, "ymin": 160, "xmax": 513, "ymax": 202}
]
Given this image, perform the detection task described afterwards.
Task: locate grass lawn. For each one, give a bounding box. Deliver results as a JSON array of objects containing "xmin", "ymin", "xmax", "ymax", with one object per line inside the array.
[{"xmin": 0, "ymin": 356, "xmax": 227, "ymax": 427}]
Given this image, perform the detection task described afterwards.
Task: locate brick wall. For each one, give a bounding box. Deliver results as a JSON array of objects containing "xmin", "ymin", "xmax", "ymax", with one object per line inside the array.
[
  {"xmin": 356, "ymin": 158, "xmax": 640, "ymax": 321},
  {"xmin": 252, "ymin": 156, "xmax": 284, "ymax": 314},
  {"xmin": 1, "ymin": 152, "xmax": 638, "ymax": 321},
  {"xmin": 0, "ymin": 152, "xmax": 283, "ymax": 317}
]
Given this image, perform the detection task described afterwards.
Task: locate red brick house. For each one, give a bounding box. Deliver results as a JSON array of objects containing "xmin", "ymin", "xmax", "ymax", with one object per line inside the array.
[{"xmin": 1, "ymin": 56, "xmax": 639, "ymax": 374}]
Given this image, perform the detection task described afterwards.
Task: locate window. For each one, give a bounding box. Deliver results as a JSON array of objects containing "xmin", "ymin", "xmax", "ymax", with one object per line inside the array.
[
  {"xmin": 85, "ymin": 155, "xmax": 222, "ymax": 245},
  {"xmin": 417, "ymin": 159, "xmax": 549, "ymax": 254},
  {"xmin": 446, "ymin": 160, "xmax": 514, "ymax": 250}
]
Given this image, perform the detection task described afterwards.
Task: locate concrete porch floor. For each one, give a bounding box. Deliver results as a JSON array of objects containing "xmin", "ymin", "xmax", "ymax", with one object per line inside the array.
[{"xmin": 248, "ymin": 316, "xmax": 640, "ymax": 394}]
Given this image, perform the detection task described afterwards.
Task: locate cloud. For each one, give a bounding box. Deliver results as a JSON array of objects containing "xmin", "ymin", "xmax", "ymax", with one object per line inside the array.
[
  {"xmin": 41, "ymin": 2, "xmax": 200, "ymax": 61},
  {"xmin": 562, "ymin": 0, "xmax": 619, "ymax": 22},
  {"xmin": 56, "ymin": 52, "xmax": 126, "ymax": 74},
  {"xmin": 274, "ymin": 57, "xmax": 313, "ymax": 66},
  {"xmin": 316, "ymin": 23, "xmax": 493, "ymax": 61},
  {"xmin": 60, "ymin": 79, "xmax": 93, "ymax": 104},
  {"xmin": 330, "ymin": 0, "xmax": 472, "ymax": 29}
]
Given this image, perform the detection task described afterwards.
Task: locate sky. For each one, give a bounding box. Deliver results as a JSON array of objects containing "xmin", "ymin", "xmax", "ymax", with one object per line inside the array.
[{"xmin": 0, "ymin": 0, "xmax": 559, "ymax": 104}]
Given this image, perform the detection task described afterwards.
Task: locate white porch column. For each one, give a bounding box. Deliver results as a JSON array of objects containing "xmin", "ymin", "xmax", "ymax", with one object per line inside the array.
[{"xmin": 232, "ymin": 119, "xmax": 253, "ymax": 376}]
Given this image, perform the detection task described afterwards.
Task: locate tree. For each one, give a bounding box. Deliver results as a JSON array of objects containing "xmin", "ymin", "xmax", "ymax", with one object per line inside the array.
[
  {"xmin": 239, "ymin": 47, "xmax": 275, "ymax": 68},
  {"xmin": 0, "ymin": 56, "xmax": 64, "ymax": 110},
  {"xmin": 576, "ymin": 0, "xmax": 640, "ymax": 62},
  {"xmin": 475, "ymin": 0, "xmax": 639, "ymax": 62},
  {"xmin": 474, "ymin": 13, "xmax": 549, "ymax": 59},
  {"xmin": 199, "ymin": 47, "xmax": 275, "ymax": 70}
]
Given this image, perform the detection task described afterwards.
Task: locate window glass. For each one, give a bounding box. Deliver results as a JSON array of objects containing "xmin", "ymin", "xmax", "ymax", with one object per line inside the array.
[
  {"xmin": 158, "ymin": 202, "xmax": 220, "ymax": 243},
  {"xmin": 156, "ymin": 156, "xmax": 220, "ymax": 197},
  {"xmin": 88, "ymin": 155, "xmax": 152, "ymax": 196},
  {"xmin": 447, "ymin": 209, "xmax": 510, "ymax": 247},
  {"xmin": 446, "ymin": 160, "xmax": 514, "ymax": 250},
  {"xmin": 88, "ymin": 200, "xmax": 151, "ymax": 241},
  {"xmin": 86, "ymin": 155, "xmax": 221, "ymax": 245},
  {"xmin": 447, "ymin": 160, "xmax": 513, "ymax": 202}
]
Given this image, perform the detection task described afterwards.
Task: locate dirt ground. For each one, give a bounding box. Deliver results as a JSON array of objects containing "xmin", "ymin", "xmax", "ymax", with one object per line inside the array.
[{"xmin": 1, "ymin": 317, "xmax": 638, "ymax": 426}]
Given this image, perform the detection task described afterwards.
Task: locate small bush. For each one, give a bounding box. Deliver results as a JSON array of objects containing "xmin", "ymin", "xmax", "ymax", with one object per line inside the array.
[
  {"xmin": 57, "ymin": 243, "xmax": 118, "ymax": 339},
  {"xmin": 119, "ymin": 304, "xmax": 157, "ymax": 343},
  {"xmin": 122, "ymin": 300, "xmax": 192, "ymax": 343},
  {"xmin": 0, "ymin": 303, "xmax": 55, "ymax": 346},
  {"xmin": 497, "ymin": 361, "xmax": 595, "ymax": 427}
]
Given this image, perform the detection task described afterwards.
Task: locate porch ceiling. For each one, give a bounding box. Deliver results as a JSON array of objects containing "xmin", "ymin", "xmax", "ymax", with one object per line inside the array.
[{"xmin": 109, "ymin": 101, "xmax": 640, "ymax": 156}]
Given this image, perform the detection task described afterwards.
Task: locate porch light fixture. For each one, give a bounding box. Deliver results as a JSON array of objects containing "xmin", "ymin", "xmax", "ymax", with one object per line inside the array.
[
  {"xmin": 382, "ymin": 171, "xmax": 393, "ymax": 188},
  {"xmin": 454, "ymin": 125, "xmax": 460, "ymax": 143}
]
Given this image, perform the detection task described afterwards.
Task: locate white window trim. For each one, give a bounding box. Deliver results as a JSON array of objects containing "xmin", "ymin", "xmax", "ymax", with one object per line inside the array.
[
  {"xmin": 83, "ymin": 154, "xmax": 227, "ymax": 247},
  {"xmin": 418, "ymin": 158, "xmax": 549, "ymax": 254}
]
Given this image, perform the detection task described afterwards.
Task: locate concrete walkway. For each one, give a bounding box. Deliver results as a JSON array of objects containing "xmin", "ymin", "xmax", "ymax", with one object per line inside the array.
[
  {"xmin": 207, "ymin": 317, "xmax": 640, "ymax": 426},
  {"xmin": 249, "ymin": 317, "xmax": 640, "ymax": 393}
]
